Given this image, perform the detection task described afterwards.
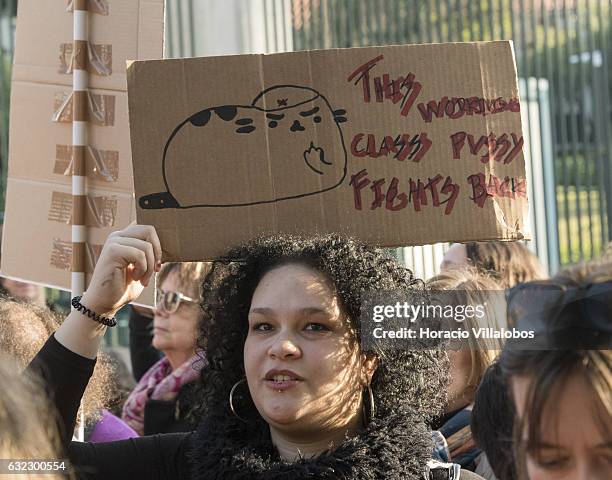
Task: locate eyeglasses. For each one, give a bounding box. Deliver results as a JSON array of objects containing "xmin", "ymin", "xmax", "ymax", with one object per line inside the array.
[
  {"xmin": 155, "ymin": 288, "xmax": 199, "ymax": 313},
  {"xmin": 506, "ymin": 280, "xmax": 612, "ymax": 349}
]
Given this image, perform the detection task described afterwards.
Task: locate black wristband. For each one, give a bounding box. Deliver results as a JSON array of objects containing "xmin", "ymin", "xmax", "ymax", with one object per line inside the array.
[{"xmin": 71, "ymin": 296, "xmax": 117, "ymax": 327}]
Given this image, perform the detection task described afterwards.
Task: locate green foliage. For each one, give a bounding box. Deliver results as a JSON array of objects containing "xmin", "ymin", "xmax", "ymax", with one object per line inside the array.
[
  {"xmin": 556, "ymin": 186, "xmax": 607, "ymax": 264},
  {"xmin": 0, "ymin": 1, "xmax": 16, "ymax": 15},
  {"xmin": 0, "ymin": 51, "xmax": 11, "ymax": 213},
  {"xmin": 554, "ymin": 152, "xmax": 608, "ymax": 188}
]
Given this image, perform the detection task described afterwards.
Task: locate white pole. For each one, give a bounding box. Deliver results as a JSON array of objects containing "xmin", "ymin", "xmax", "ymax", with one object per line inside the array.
[{"xmin": 72, "ymin": 0, "xmax": 89, "ymax": 443}]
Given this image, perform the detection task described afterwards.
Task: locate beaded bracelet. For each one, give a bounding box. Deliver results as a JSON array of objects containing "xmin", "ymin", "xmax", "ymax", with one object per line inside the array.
[{"xmin": 71, "ymin": 296, "xmax": 117, "ymax": 327}]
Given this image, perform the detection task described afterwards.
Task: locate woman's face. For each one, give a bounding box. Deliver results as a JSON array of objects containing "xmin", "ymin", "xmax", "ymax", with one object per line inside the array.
[
  {"xmin": 244, "ymin": 263, "xmax": 376, "ymax": 437},
  {"xmin": 152, "ymin": 271, "xmax": 200, "ymax": 357},
  {"xmin": 1, "ymin": 278, "xmax": 44, "ymax": 303},
  {"xmin": 440, "ymin": 243, "xmax": 468, "ymax": 272},
  {"xmin": 512, "ymin": 373, "xmax": 612, "ymax": 480}
]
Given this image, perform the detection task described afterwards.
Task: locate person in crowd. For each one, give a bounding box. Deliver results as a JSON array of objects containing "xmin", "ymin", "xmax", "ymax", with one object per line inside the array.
[
  {"xmin": 0, "ymin": 299, "xmax": 60, "ymax": 366},
  {"xmin": 500, "ymin": 264, "xmax": 611, "ymax": 480},
  {"xmin": 427, "ymin": 268, "xmax": 505, "ymax": 475},
  {"xmin": 0, "ymin": 356, "xmax": 65, "ymax": 480},
  {"xmin": 0, "ymin": 276, "xmax": 47, "ymax": 306},
  {"xmin": 128, "ymin": 304, "xmax": 161, "ymax": 381},
  {"xmin": 0, "ymin": 298, "xmax": 134, "ymax": 442},
  {"xmin": 440, "ymin": 241, "xmax": 546, "ymax": 289},
  {"xmin": 85, "ymin": 348, "xmax": 138, "ymax": 442},
  {"xmin": 121, "ymin": 261, "xmax": 210, "ymax": 435},
  {"xmin": 552, "ymin": 246, "xmax": 611, "ymax": 286},
  {"xmin": 27, "ymin": 225, "xmax": 485, "ymax": 479},
  {"xmin": 100, "ymin": 348, "xmax": 136, "ymax": 419},
  {"xmin": 471, "ymin": 361, "xmax": 517, "ymax": 480}
]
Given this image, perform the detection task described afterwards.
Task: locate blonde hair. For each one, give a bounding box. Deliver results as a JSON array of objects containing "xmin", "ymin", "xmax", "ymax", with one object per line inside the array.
[
  {"xmin": 157, "ymin": 262, "xmax": 212, "ymax": 301},
  {"xmin": 553, "ymin": 253, "xmax": 612, "ymax": 286},
  {"xmin": 0, "ymin": 299, "xmax": 115, "ymax": 426},
  {"xmin": 428, "ymin": 268, "xmax": 505, "ymax": 387},
  {"xmin": 0, "ymin": 356, "xmax": 67, "ymax": 479},
  {"xmin": 464, "ymin": 241, "xmax": 546, "ymax": 289}
]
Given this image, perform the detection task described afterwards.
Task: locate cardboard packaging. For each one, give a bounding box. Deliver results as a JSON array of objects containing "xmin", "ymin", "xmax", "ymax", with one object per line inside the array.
[
  {"xmin": 129, "ymin": 41, "xmax": 530, "ymax": 261},
  {"xmin": 12, "ymin": 0, "xmax": 163, "ymax": 91},
  {"xmin": 2, "ymin": 0, "xmax": 164, "ymax": 302}
]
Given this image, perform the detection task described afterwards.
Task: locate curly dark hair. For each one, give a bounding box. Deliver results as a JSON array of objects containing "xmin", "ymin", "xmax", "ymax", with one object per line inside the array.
[{"xmin": 190, "ymin": 234, "xmax": 449, "ymax": 426}]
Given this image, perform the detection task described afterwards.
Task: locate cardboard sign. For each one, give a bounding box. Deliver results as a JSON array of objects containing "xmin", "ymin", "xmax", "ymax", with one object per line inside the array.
[
  {"xmin": 129, "ymin": 41, "xmax": 529, "ymax": 261},
  {"xmin": 1, "ymin": 0, "xmax": 164, "ymax": 301}
]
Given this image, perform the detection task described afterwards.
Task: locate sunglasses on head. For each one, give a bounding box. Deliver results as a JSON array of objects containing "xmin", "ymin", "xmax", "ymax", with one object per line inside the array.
[
  {"xmin": 506, "ymin": 280, "xmax": 612, "ymax": 349},
  {"xmin": 155, "ymin": 288, "xmax": 199, "ymax": 313}
]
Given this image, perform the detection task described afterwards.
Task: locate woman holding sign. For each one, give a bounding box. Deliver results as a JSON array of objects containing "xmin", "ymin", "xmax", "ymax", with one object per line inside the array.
[{"xmin": 27, "ymin": 225, "xmax": 484, "ymax": 480}]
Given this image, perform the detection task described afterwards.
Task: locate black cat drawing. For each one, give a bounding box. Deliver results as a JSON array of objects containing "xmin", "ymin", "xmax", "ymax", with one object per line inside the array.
[{"xmin": 139, "ymin": 85, "xmax": 348, "ymax": 209}]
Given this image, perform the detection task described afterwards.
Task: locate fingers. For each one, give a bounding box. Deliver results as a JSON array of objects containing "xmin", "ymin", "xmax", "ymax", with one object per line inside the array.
[
  {"xmin": 104, "ymin": 243, "xmax": 148, "ymax": 285},
  {"xmin": 110, "ymin": 225, "xmax": 162, "ymax": 260},
  {"xmin": 107, "ymin": 225, "xmax": 162, "ymax": 286},
  {"xmin": 125, "ymin": 225, "xmax": 163, "ymax": 265},
  {"xmin": 112, "ymin": 237, "xmax": 156, "ymax": 286}
]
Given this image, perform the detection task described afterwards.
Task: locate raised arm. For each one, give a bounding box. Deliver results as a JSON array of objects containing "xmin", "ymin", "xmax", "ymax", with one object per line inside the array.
[
  {"xmin": 27, "ymin": 226, "xmax": 162, "ymax": 442},
  {"xmin": 25, "ymin": 226, "xmax": 192, "ymax": 479},
  {"xmin": 55, "ymin": 225, "xmax": 162, "ymax": 359}
]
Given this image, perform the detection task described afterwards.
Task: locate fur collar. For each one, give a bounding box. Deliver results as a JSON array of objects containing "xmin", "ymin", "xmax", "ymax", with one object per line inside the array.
[{"xmin": 188, "ymin": 409, "xmax": 432, "ymax": 479}]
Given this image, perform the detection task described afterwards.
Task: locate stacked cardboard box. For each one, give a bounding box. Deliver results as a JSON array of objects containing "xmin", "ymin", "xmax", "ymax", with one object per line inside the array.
[{"xmin": 2, "ymin": 0, "xmax": 163, "ymax": 297}]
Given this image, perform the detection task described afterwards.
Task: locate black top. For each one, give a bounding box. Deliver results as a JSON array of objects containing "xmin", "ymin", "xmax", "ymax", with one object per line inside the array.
[
  {"xmin": 142, "ymin": 382, "xmax": 200, "ymax": 436},
  {"xmin": 128, "ymin": 306, "xmax": 163, "ymax": 381},
  {"xmin": 27, "ymin": 335, "xmax": 484, "ymax": 480},
  {"xmin": 27, "ymin": 335, "xmax": 192, "ymax": 480}
]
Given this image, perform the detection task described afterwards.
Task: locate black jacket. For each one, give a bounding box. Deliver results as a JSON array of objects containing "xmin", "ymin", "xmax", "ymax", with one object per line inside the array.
[
  {"xmin": 28, "ymin": 336, "xmax": 483, "ymax": 480},
  {"xmin": 128, "ymin": 307, "xmax": 199, "ymax": 435},
  {"xmin": 141, "ymin": 381, "xmax": 199, "ymax": 436}
]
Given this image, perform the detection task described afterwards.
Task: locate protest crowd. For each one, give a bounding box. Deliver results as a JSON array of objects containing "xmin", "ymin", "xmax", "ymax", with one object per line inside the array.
[{"xmin": 0, "ymin": 224, "xmax": 608, "ymax": 480}]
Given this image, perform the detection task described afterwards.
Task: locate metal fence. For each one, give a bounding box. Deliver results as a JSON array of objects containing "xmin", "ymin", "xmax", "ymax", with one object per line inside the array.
[
  {"xmin": 1, "ymin": 0, "xmax": 611, "ymax": 268},
  {"xmin": 288, "ymin": 0, "xmax": 612, "ymax": 266}
]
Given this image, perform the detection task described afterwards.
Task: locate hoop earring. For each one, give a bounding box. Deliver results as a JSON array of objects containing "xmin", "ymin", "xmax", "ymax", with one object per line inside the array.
[
  {"xmin": 362, "ymin": 384, "xmax": 376, "ymax": 425},
  {"xmin": 229, "ymin": 378, "xmax": 248, "ymax": 423}
]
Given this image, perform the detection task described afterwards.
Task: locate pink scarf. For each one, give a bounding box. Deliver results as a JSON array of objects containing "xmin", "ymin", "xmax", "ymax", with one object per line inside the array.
[{"xmin": 122, "ymin": 354, "xmax": 203, "ymax": 435}]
